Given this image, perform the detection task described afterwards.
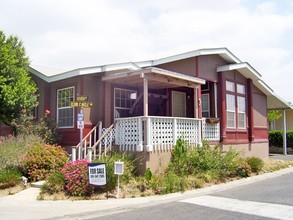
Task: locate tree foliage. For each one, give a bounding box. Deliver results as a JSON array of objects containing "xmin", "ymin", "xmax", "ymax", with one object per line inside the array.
[
  {"xmin": 0, "ymin": 30, "xmax": 38, "ymax": 125},
  {"xmin": 267, "ymin": 110, "xmax": 282, "ymax": 122}
]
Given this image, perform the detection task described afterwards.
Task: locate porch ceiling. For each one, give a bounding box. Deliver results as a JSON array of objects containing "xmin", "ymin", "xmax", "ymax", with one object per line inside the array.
[{"xmin": 102, "ymin": 67, "xmax": 206, "ymax": 89}]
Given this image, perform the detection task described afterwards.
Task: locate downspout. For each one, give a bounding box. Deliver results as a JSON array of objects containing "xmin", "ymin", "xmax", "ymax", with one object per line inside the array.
[
  {"xmin": 283, "ymin": 109, "xmax": 287, "ymax": 155},
  {"xmin": 214, "ymin": 82, "xmax": 218, "ymax": 118}
]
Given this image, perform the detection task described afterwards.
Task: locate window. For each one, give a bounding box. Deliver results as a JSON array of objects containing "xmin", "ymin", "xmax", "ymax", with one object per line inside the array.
[
  {"xmin": 226, "ymin": 81, "xmax": 235, "ymax": 92},
  {"xmin": 237, "ymin": 96, "xmax": 246, "ymax": 128},
  {"xmin": 114, "ymin": 88, "xmax": 136, "ymax": 119},
  {"xmin": 201, "ymin": 93, "xmax": 210, "ymax": 118},
  {"xmin": 226, "ymin": 81, "xmax": 246, "ymax": 129},
  {"xmin": 57, "ymin": 87, "xmax": 74, "ymax": 128},
  {"xmin": 226, "ymin": 94, "xmax": 236, "ymax": 128}
]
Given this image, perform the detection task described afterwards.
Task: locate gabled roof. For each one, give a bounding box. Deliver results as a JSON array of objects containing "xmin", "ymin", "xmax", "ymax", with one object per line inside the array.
[
  {"xmin": 29, "ymin": 47, "xmax": 240, "ymax": 83},
  {"xmin": 29, "ymin": 47, "xmax": 290, "ymax": 110},
  {"xmin": 217, "ymin": 63, "xmax": 290, "ymax": 110}
]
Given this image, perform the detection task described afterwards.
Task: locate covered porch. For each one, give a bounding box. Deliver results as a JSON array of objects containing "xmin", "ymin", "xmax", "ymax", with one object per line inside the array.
[
  {"xmin": 101, "ymin": 67, "xmax": 220, "ymax": 152},
  {"xmin": 73, "ymin": 67, "xmax": 221, "ymax": 173}
]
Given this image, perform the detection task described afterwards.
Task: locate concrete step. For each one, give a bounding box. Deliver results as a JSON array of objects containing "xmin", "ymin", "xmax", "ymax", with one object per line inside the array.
[{"xmin": 31, "ymin": 180, "xmax": 45, "ymax": 188}]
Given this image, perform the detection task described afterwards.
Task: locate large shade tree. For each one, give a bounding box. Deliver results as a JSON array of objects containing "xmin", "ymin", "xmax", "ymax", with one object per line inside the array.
[{"xmin": 0, "ymin": 30, "xmax": 38, "ymax": 125}]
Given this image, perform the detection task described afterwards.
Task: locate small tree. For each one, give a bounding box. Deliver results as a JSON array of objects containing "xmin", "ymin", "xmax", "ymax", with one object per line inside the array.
[
  {"xmin": 267, "ymin": 110, "xmax": 282, "ymax": 122},
  {"xmin": 0, "ymin": 30, "xmax": 38, "ymax": 126}
]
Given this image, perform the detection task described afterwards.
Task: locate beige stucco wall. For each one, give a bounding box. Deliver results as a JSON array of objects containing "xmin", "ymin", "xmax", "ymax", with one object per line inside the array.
[
  {"xmin": 221, "ymin": 142, "xmax": 269, "ymax": 159},
  {"xmin": 130, "ymin": 141, "xmax": 269, "ymax": 175},
  {"xmin": 129, "ymin": 149, "xmax": 173, "ymax": 175}
]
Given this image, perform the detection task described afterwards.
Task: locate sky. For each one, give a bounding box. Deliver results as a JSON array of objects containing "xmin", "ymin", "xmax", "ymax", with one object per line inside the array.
[{"xmin": 1, "ymin": 0, "xmax": 293, "ymax": 102}]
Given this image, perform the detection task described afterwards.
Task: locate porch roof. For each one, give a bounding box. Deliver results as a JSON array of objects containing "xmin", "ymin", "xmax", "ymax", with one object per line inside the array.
[
  {"xmin": 217, "ymin": 63, "xmax": 291, "ymax": 110},
  {"xmin": 102, "ymin": 67, "xmax": 206, "ymax": 89}
]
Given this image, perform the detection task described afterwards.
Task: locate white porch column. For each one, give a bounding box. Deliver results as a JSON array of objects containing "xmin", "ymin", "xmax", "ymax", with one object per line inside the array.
[
  {"xmin": 87, "ymin": 147, "xmax": 92, "ymax": 162},
  {"xmin": 194, "ymin": 87, "xmax": 198, "ymax": 118},
  {"xmin": 173, "ymin": 118, "xmax": 178, "ymax": 145},
  {"xmin": 283, "ymin": 109, "xmax": 287, "ymax": 155},
  {"xmin": 136, "ymin": 118, "xmax": 143, "ymax": 152},
  {"xmin": 71, "ymin": 146, "xmax": 76, "ymax": 162},
  {"xmin": 143, "ymin": 75, "xmax": 153, "ymax": 151},
  {"xmin": 143, "ymin": 76, "xmax": 148, "ymax": 117},
  {"xmin": 214, "ymin": 82, "xmax": 218, "ymax": 118}
]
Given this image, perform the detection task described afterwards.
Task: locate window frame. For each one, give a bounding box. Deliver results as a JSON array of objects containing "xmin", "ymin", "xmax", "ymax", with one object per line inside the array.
[
  {"xmin": 57, "ymin": 86, "xmax": 75, "ymax": 129},
  {"xmin": 201, "ymin": 93, "xmax": 210, "ymax": 118},
  {"xmin": 114, "ymin": 88, "xmax": 137, "ymax": 119},
  {"xmin": 225, "ymin": 80, "xmax": 246, "ymax": 130}
]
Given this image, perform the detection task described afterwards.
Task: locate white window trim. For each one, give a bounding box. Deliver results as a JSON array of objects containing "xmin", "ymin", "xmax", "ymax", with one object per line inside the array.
[
  {"xmin": 226, "ymin": 94, "xmax": 236, "ymax": 129},
  {"xmin": 57, "ymin": 86, "xmax": 75, "ymax": 129},
  {"xmin": 237, "ymin": 96, "xmax": 246, "ymax": 129},
  {"xmin": 114, "ymin": 88, "xmax": 137, "ymax": 119}
]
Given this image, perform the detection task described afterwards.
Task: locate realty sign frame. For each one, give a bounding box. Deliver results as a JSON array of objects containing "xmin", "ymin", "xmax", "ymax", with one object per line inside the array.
[{"xmin": 88, "ymin": 163, "xmax": 107, "ymax": 186}]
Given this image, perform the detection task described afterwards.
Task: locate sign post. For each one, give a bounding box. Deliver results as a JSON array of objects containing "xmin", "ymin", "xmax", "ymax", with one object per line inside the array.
[
  {"xmin": 114, "ymin": 161, "xmax": 124, "ymax": 199},
  {"xmin": 77, "ymin": 110, "xmax": 84, "ymax": 160},
  {"xmin": 70, "ymin": 95, "xmax": 93, "ymax": 160}
]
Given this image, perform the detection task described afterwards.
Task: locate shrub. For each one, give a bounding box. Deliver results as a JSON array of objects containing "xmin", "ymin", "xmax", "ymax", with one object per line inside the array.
[
  {"xmin": 161, "ymin": 170, "xmax": 187, "ymax": 194},
  {"xmin": 186, "ymin": 143, "xmax": 241, "ymax": 178},
  {"xmin": 0, "ymin": 134, "xmax": 43, "ymax": 170},
  {"xmin": 61, "ymin": 159, "xmax": 94, "ymax": 197},
  {"xmin": 246, "ymin": 157, "xmax": 264, "ymax": 173},
  {"xmin": 287, "ymin": 131, "xmax": 293, "ymax": 148},
  {"xmin": 144, "ymin": 168, "xmax": 153, "ymax": 182},
  {"xmin": 22, "ymin": 144, "xmax": 68, "ymax": 181},
  {"xmin": 94, "ymin": 151, "xmax": 135, "ymax": 192},
  {"xmin": 12, "ymin": 110, "xmax": 60, "ymax": 144},
  {"xmin": 269, "ymin": 130, "xmax": 283, "ymax": 147},
  {"xmin": 0, "ymin": 167, "xmax": 22, "ymax": 189},
  {"xmin": 41, "ymin": 171, "xmax": 65, "ymax": 194},
  {"xmin": 171, "ymin": 138, "xmax": 188, "ymax": 175},
  {"xmin": 269, "ymin": 130, "xmax": 293, "ymax": 149},
  {"xmin": 236, "ymin": 162, "xmax": 252, "ymax": 177}
]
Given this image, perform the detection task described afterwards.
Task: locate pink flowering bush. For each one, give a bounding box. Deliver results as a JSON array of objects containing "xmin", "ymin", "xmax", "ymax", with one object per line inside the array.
[
  {"xmin": 12, "ymin": 109, "xmax": 60, "ymax": 144},
  {"xmin": 22, "ymin": 144, "xmax": 68, "ymax": 181},
  {"xmin": 61, "ymin": 159, "xmax": 94, "ymax": 197}
]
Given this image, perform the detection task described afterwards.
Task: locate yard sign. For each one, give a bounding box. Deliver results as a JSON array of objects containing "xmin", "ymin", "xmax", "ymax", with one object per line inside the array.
[{"xmin": 88, "ymin": 163, "xmax": 107, "ymax": 186}]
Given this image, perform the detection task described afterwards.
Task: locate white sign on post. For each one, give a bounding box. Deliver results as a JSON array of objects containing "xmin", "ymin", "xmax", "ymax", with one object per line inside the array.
[
  {"xmin": 77, "ymin": 113, "xmax": 84, "ymax": 121},
  {"xmin": 114, "ymin": 162, "xmax": 124, "ymax": 175},
  {"xmin": 77, "ymin": 120, "xmax": 84, "ymax": 129},
  {"xmin": 77, "ymin": 113, "xmax": 84, "ymax": 129},
  {"xmin": 88, "ymin": 163, "xmax": 107, "ymax": 186}
]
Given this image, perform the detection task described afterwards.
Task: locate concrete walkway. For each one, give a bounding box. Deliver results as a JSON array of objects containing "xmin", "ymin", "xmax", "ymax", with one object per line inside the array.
[{"xmin": 1, "ymin": 164, "xmax": 293, "ymax": 220}]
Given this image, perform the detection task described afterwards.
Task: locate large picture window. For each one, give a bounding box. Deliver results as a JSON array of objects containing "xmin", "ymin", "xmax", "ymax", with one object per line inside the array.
[
  {"xmin": 226, "ymin": 81, "xmax": 246, "ymax": 129},
  {"xmin": 57, "ymin": 87, "xmax": 74, "ymax": 128},
  {"xmin": 114, "ymin": 88, "xmax": 136, "ymax": 119}
]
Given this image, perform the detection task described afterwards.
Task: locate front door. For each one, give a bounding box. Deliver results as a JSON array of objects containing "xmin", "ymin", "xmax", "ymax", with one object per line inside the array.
[{"xmin": 172, "ymin": 91, "xmax": 186, "ymax": 117}]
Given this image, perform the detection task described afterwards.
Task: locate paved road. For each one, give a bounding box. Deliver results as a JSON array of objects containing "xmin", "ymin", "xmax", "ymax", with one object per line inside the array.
[{"xmin": 80, "ymin": 172, "xmax": 293, "ymax": 220}]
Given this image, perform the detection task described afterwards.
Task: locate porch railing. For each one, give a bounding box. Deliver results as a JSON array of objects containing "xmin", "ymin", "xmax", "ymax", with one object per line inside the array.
[
  {"xmin": 115, "ymin": 116, "xmax": 219, "ymax": 152},
  {"xmin": 72, "ymin": 116, "xmax": 220, "ymax": 161}
]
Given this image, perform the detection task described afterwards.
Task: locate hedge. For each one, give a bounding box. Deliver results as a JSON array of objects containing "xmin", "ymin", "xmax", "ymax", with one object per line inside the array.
[{"xmin": 269, "ymin": 130, "xmax": 293, "ymax": 148}]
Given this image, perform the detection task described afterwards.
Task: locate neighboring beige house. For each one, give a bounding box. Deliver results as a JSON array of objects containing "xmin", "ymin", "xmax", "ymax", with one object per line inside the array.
[{"xmin": 270, "ymin": 107, "xmax": 293, "ymax": 154}]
